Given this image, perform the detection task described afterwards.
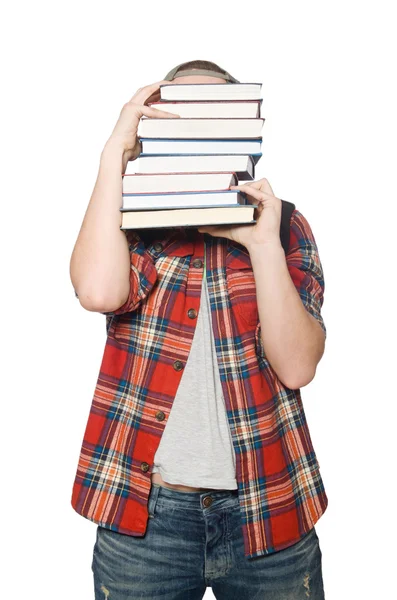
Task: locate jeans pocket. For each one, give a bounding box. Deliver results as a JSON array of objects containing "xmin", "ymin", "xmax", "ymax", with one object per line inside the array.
[{"xmin": 147, "ymin": 483, "xmax": 161, "ymax": 519}]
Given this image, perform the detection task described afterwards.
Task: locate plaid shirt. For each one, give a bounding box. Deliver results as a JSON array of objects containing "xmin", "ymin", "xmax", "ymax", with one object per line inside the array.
[{"xmin": 71, "ymin": 208, "xmax": 328, "ymax": 560}]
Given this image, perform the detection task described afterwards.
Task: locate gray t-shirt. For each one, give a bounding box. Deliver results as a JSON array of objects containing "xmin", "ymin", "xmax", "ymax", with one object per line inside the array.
[{"xmin": 152, "ymin": 252, "xmax": 238, "ymax": 489}]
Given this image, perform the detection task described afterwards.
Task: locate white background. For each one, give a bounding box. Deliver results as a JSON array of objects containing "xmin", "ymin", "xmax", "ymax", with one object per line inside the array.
[{"xmin": 2, "ymin": 1, "xmax": 395, "ymax": 598}]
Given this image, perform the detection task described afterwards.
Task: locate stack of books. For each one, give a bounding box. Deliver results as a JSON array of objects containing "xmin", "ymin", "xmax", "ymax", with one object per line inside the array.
[{"xmin": 120, "ymin": 82, "xmax": 264, "ymax": 230}]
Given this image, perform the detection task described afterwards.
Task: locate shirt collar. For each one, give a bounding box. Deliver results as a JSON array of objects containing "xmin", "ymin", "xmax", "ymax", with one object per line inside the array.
[{"xmin": 143, "ymin": 228, "xmax": 252, "ymax": 268}]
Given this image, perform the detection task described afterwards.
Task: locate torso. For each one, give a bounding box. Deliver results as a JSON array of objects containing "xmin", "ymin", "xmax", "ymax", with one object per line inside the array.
[
  {"xmin": 151, "ymin": 471, "xmax": 215, "ymax": 492},
  {"xmin": 150, "ymin": 234, "xmax": 224, "ymax": 495}
]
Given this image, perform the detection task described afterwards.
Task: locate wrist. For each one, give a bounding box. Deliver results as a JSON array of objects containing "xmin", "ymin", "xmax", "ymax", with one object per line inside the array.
[
  {"xmin": 100, "ymin": 139, "xmax": 129, "ymax": 174},
  {"xmin": 246, "ymin": 237, "xmax": 284, "ymax": 255},
  {"xmin": 247, "ymin": 240, "xmax": 287, "ymax": 273},
  {"xmin": 101, "ymin": 137, "xmax": 126, "ymax": 160}
]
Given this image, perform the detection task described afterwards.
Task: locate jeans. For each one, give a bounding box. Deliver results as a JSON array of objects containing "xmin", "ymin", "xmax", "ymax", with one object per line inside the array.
[{"xmin": 92, "ymin": 483, "xmax": 325, "ymax": 599}]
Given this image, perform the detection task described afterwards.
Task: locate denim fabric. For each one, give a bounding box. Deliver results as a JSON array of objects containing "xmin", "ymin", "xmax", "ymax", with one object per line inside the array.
[{"xmin": 92, "ymin": 483, "xmax": 325, "ymax": 599}]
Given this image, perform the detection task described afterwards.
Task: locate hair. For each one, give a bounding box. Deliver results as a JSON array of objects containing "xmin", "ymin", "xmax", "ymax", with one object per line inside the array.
[{"xmin": 169, "ymin": 59, "xmax": 229, "ymax": 78}]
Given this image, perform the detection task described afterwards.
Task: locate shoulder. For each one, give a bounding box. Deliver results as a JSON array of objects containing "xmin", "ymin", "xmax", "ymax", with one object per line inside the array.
[{"xmin": 289, "ymin": 208, "xmax": 317, "ymax": 245}]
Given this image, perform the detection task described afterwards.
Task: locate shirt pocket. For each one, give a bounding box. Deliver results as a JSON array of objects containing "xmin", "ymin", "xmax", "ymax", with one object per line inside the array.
[
  {"xmin": 225, "ymin": 265, "xmax": 259, "ymax": 327},
  {"xmin": 110, "ymin": 255, "xmax": 188, "ymax": 347}
]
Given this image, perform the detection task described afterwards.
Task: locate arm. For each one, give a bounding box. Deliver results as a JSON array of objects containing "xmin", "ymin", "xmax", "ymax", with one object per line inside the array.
[
  {"xmin": 70, "ymin": 141, "xmax": 133, "ymax": 313},
  {"xmin": 248, "ymin": 209, "xmax": 326, "ymax": 389},
  {"xmin": 69, "ymin": 81, "xmax": 180, "ymax": 314}
]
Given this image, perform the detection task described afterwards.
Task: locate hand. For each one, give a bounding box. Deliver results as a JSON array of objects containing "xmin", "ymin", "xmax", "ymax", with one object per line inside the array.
[
  {"xmin": 104, "ymin": 80, "xmax": 180, "ymax": 164},
  {"xmin": 197, "ymin": 178, "xmax": 282, "ymax": 249}
]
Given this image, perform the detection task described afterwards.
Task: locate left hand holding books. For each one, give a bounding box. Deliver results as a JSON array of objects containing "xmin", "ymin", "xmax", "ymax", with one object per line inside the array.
[{"xmin": 197, "ymin": 178, "xmax": 282, "ymax": 250}]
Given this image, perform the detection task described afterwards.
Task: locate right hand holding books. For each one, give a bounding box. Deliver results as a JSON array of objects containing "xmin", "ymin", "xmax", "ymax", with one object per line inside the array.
[{"xmin": 105, "ymin": 80, "xmax": 181, "ymax": 163}]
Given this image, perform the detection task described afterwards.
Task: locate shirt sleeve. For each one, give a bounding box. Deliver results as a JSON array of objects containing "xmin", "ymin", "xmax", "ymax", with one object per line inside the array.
[
  {"xmin": 74, "ymin": 230, "xmax": 158, "ymax": 316},
  {"xmin": 285, "ymin": 208, "xmax": 327, "ymax": 338},
  {"xmin": 101, "ymin": 231, "xmax": 158, "ymax": 316}
]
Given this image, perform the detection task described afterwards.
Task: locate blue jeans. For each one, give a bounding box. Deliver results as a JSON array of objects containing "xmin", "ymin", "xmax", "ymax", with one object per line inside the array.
[{"xmin": 92, "ymin": 483, "xmax": 325, "ymax": 599}]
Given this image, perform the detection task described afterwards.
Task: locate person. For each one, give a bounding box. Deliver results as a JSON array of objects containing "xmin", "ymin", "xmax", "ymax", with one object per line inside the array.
[{"xmin": 70, "ymin": 59, "xmax": 328, "ymax": 599}]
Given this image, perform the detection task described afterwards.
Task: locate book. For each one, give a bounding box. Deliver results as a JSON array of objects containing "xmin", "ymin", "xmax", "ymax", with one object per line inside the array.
[
  {"xmin": 122, "ymin": 189, "xmax": 246, "ymax": 210},
  {"xmin": 140, "ymin": 138, "xmax": 262, "ymax": 156},
  {"xmin": 159, "ymin": 82, "xmax": 262, "ymax": 101},
  {"xmin": 129, "ymin": 154, "xmax": 255, "ymax": 180},
  {"xmin": 138, "ymin": 117, "xmax": 264, "ymax": 139},
  {"xmin": 122, "ymin": 172, "xmax": 238, "ymax": 194},
  {"xmin": 145, "ymin": 99, "xmax": 262, "ymax": 118},
  {"xmin": 120, "ymin": 82, "xmax": 265, "ymax": 230},
  {"xmin": 120, "ymin": 205, "xmax": 258, "ymax": 229}
]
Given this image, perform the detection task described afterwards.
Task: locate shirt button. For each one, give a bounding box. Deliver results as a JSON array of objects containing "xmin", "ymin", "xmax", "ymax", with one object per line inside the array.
[
  {"xmin": 173, "ymin": 360, "xmax": 184, "ymax": 371},
  {"xmin": 153, "ymin": 242, "xmax": 163, "ymax": 253},
  {"xmin": 187, "ymin": 308, "xmax": 197, "ymax": 319},
  {"xmin": 192, "ymin": 258, "xmax": 203, "ymax": 268},
  {"xmin": 155, "ymin": 410, "xmax": 165, "ymax": 421},
  {"xmin": 202, "ymin": 496, "xmax": 213, "ymax": 508},
  {"xmin": 140, "ymin": 462, "xmax": 150, "ymax": 472}
]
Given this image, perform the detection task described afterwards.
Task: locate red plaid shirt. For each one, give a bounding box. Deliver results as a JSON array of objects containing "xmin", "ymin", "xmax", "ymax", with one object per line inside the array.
[{"xmin": 71, "ymin": 208, "xmax": 328, "ymax": 559}]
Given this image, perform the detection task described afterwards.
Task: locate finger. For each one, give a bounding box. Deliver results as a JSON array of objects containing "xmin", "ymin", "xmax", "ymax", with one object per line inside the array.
[
  {"xmin": 231, "ymin": 178, "xmax": 274, "ymax": 195},
  {"xmin": 129, "ymin": 80, "xmax": 171, "ymax": 104},
  {"xmin": 259, "ymin": 178, "xmax": 274, "ymax": 195},
  {"xmin": 198, "ymin": 224, "xmax": 227, "ymax": 235},
  {"xmin": 145, "ymin": 86, "xmax": 168, "ymax": 105},
  {"xmin": 231, "ymin": 185, "xmax": 275, "ymax": 201},
  {"xmin": 145, "ymin": 93, "xmax": 161, "ymax": 106},
  {"xmin": 230, "ymin": 185, "xmax": 267, "ymax": 204},
  {"xmin": 138, "ymin": 105, "xmax": 180, "ymax": 119}
]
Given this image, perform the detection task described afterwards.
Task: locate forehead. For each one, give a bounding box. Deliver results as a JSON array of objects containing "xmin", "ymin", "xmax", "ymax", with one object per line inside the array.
[{"xmin": 170, "ymin": 74, "xmax": 228, "ymax": 84}]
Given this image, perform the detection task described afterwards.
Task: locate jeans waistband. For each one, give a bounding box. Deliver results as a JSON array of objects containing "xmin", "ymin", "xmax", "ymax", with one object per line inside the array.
[{"xmin": 150, "ymin": 482, "xmax": 239, "ymax": 506}]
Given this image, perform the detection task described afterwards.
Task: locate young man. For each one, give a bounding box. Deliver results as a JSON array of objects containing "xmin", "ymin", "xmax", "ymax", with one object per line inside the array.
[{"xmin": 70, "ymin": 59, "xmax": 328, "ymax": 599}]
